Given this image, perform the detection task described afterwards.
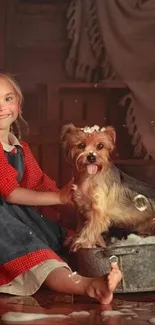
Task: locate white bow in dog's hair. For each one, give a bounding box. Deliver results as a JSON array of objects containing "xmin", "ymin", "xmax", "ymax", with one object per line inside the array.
[{"xmin": 80, "ymin": 125, "xmax": 106, "ymax": 134}]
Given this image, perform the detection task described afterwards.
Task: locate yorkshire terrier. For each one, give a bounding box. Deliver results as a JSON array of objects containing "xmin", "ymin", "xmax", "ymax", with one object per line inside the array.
[{"xmin": 61, "ymin": 123, "xmax": 155, "ymax": 251}]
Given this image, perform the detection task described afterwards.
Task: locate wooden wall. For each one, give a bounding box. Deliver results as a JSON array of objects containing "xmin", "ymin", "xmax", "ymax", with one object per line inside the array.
[
  {"xmin": 0, "ymin": 0, "xmax": 6, "ymax": 71},
  {"xmin": 1, "ymin": 0, "xmax": 154, "ymax": 192},
  {"xmin": 4, "ymin": 0, "xmax": 69, "ymax": 91}
]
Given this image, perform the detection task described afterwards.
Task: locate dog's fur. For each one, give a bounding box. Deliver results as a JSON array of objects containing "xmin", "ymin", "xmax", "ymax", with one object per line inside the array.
[{"xmin": 61, "ymin": 123, "xmax": 155, "ymax": 251}]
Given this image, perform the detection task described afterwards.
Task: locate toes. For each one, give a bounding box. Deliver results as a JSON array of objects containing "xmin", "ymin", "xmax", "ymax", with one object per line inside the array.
[
  {"xmin": 108, "ymin": 278, "xmax": 113, "ymax": 291},
  {"xmin": 111, "ymin": 262, "xmax": 119, "ymax": 270},
  {"xmin": 107, "ymin": 268, "xmax": 122, "ymax": 293},
  {"xmin": 108, "ymin": 273, "xmax": 111, "ymax": 280}
]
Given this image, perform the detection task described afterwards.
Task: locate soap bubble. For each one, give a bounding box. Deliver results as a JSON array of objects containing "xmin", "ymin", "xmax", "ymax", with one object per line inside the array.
[
  {"xmin": 133, "ymin": 194, "xmax": 148, "ymax": 212},
  {"xmin": 68, "ymin": 272, "xmax": 81, "ymax": 284},
  {"xmin": 109, "ymin": 255, "xmax": 118, "ymax": 264}
]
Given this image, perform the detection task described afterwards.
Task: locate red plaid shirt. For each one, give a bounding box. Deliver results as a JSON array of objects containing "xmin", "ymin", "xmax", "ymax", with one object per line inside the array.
[{"xmin": 0, "ymin": 141, "xmax": 58, "ymax": 198}]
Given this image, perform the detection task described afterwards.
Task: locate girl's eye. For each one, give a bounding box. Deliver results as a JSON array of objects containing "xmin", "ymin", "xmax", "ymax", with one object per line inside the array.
[
  {"xmin": 77, "ymin": 142, "xmax": 86, "ymax": 149},
  {"xmin": 97, "ymin": 143, "xmax": 104, "ymax": 150},
  {"xmin": 5, "ymin": 96, "xmax": 14, "ymax": 102}
]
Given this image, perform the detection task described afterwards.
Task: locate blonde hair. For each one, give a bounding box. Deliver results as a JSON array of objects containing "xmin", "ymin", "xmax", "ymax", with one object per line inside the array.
[{"xmin": 0, "ymin": 73, "xmax": 28, "ymax": 139}]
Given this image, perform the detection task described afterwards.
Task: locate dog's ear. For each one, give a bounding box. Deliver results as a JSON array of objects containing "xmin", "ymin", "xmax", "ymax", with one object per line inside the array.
[
  {"xmin": 61, "ymin": 123, "xmax": 76, "ymax": 142},
  {"xmin": 61, "ymin": 124, "xmax": 76, "ymax": 160},
  {"xmin": 106, "ymin": 126, "xmax": 116, "ymax": 145}
]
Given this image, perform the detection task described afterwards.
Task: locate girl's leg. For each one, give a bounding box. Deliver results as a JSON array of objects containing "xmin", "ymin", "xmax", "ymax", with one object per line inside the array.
[{"xmin": 44, "ymin": 263, "xmax": 122, "ymax": 304}]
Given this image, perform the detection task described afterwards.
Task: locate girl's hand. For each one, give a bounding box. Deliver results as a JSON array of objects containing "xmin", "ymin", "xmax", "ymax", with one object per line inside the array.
[{"xmin": 59, "ymin": 179, "xmax": 73, "ymax": 204}]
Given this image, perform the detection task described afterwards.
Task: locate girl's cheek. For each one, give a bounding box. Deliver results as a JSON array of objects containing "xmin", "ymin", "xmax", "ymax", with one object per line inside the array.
[{"xmin": 9, "ymin": 104, "xmax": 19, "ymax": 114}]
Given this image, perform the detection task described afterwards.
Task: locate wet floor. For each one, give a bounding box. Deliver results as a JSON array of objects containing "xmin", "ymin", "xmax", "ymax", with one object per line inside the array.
[{"xmin": 0, "ymin": 289, "xmax": 155, "ymax": 324}]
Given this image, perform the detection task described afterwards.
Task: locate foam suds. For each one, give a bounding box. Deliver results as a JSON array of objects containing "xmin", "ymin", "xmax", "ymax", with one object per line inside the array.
[
  {"xmin": 109, "ymin": 234, "xmax": 155, "ymax": 247},
  {"xmin": 70, "ymin": 311, "xmax": 90, "ymax": 318},
  {"xmin": 1, "ymin": 312, "xmax": 70, "ymax": 323},
  {"xmin": 101, "ymin": 309, "xmax": 138, "ymax": 318},
  {"xmin": 101, "ymin": 310, "xmax": 124, "ymax": 317},
  {"xmin": 1, "ymin": 311, "xmax": 90, "ymax": 324},
  {"xmin": 119, "ymin": 308, "xmax": 135, "ymax": 313},
  {"xmin": 118, "ymin": 304, "xmax": 133, "ymax": 308},
  {"xmin": 134, "ymin": 307, "xmax": 149, "ymax": 311}
]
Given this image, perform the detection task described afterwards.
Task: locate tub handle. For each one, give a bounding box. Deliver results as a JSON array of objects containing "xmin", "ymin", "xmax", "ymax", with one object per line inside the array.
[{"xmin": 95, "ymin": 248, "xmax": 137, "ymax": 259}]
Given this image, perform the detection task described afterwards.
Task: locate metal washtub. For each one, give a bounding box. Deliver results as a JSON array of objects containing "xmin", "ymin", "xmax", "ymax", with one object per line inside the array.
[{"xmin": 76, "ymin": 244, "xmax": 155, "ymax": 293}]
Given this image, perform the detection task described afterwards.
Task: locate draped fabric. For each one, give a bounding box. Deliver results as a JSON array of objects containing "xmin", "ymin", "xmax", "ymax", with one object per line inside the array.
[{"xmin": 66, "ymin": 0, "xmax": 155, "ymax": 159}]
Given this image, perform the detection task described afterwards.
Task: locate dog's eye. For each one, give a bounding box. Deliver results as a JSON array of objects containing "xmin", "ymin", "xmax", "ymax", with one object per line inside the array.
[
  {"xmin": 97, "ymin": 143, "xmax": 104, "ymax": 150},
  {"xmin": 77, "ymin": 142, "xmax": 86, "ymax": 149}
]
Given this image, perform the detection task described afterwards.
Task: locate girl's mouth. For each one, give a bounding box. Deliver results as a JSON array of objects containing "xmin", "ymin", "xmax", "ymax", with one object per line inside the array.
[{"xmin": 0, "ymin": 114, "xmax": 11, "ymax": 119}]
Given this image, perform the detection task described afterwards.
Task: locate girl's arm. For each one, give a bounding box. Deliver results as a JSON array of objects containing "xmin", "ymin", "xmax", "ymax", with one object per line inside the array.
[
  {"xmin": 0, "ymin": 141, "xmax": 72, "ymax": 206},
  {"xmin": 6, "ymin": 179, "xmax": 72, "ymax": 206}
]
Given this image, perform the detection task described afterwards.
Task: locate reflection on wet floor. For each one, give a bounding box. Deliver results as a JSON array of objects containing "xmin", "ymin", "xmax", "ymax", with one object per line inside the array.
[{"xmin": 0, "ymin": 290, "xmax": 155, "ymax": 324}]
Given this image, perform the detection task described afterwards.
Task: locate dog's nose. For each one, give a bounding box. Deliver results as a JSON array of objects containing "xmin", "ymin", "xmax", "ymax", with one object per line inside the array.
[{"xmin": 87, "ymin": 154, "xmax": 96, "ymax": 163}]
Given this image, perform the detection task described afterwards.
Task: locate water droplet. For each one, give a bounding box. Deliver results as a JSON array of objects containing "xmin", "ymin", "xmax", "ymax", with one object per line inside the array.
[{"xmin": 68, "ymin": 272, "xmax": 81, "ymax": 284}]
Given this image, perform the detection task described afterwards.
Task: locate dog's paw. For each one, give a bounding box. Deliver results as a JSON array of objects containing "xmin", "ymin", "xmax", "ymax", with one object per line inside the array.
[
  {"xmin": 96, "ymin": 235, "xmax": 107, "ymax": 248},
  {"xmin": 63, "ymin": 236, "xmax": 74, "ymax": 247},
  {"xmin": 71, "ymin": 238, "xmax": 96, "ymax": 252}
]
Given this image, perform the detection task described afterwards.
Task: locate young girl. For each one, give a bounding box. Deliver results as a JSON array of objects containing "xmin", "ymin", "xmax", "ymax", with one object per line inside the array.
[{"xmin": 0, "ymin": 73, "xmax": 122, "ymax": 304}]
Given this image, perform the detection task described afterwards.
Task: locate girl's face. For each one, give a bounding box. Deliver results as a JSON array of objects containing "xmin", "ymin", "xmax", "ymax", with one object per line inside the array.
[{"xmin": 0, "ymin": 77, "xmax": 19, "ymax": 131}]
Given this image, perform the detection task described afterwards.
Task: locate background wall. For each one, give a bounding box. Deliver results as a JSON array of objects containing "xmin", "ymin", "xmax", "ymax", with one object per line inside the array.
[
  {"xmin": 0, "ymin": 0, "xmax": 154, "ymax": 191},
  {"xmin": 4, "ymin": 0, "xmax": 69, "ymax": 91}
]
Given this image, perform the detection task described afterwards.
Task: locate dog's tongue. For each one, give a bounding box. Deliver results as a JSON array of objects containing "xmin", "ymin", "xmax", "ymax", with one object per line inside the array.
[{"xmin": 87, "ymin": 164, "xmax": 98, "ymax": 175}]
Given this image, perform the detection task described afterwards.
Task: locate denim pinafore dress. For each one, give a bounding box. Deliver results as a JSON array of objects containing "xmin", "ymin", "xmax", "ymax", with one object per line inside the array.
[{"xmin": 0, "ymin": 146, "xmax": 66, "ymax": 266}]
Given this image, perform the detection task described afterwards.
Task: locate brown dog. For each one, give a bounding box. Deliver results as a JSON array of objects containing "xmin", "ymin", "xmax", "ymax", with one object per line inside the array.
[{"xmin": 61, "ymin": 124, "xmax": 155, "ymax": 251}]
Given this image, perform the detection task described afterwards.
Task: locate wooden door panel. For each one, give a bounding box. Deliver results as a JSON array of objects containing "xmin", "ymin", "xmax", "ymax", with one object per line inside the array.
[
  {"xmin": 0, "ymin": 0, "xmax": 5, "ymax": 70},
  {"xmin": 60, "ymin": 96, "xmax": 84, "ymax": 122},
  {"xmin": 84, "ymin": 94, "xmax": 106, "ymax": 125},
  {"xmin": 25, "ymin": 82, "xmax": 127, "ymax": 187},
  {"xmin": 41, "ymin": 143, "xmax": 60, "ymax": 183},
  {"xmin": 59, "ymin": 151, "xmax": 72, "ymax": 187},
  {"xmin": 29, "ymin": 143, "xmax": 40, "ymax": 163}
]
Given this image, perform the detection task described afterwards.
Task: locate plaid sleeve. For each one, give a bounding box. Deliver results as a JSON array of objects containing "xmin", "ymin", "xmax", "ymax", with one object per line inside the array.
[
  {"xmin": 0, "ymin": 143, "xmax": 20, "ymax": 198},
  {"xmin": 20, "ymin": 141, "xmax": 59, "ymax": 192}
]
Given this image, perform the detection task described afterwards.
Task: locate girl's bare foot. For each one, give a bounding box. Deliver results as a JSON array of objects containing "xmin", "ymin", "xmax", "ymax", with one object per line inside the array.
[
  {"xmin": 44, "ymin": 263, "xmax": 122, "ymax": 305},
  {"xmin": 85, "ymin": 263, "xmax": 122, "ymax": 304}
]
